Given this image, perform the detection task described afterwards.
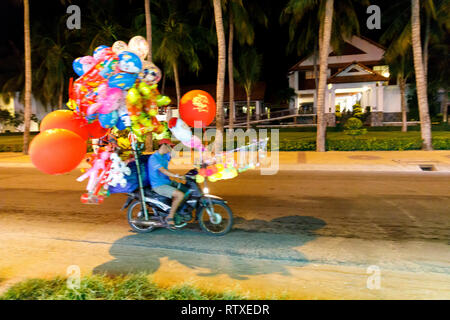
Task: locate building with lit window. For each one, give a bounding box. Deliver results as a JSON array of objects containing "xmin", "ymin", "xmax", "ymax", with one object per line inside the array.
[{"xmin": 288, "ymin": 36, "xmax": 403, "ymax": 126}]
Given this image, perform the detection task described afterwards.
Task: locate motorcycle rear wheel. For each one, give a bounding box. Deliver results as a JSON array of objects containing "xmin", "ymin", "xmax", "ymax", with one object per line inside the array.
[
  {"xmin": 127, "ymin": 201, "xmax": 158, "ymax": 233},
  {"xmin": 197, "ymin": 200, "xmax": 233, "ymax": 236}
]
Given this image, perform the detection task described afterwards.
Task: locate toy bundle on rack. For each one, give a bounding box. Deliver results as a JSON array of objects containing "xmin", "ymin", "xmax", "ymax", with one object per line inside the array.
[
  {"xmin": 29, "ymin": 36, "xmax": 268, "ymax": 205},
  {"xmin": 193, "ymin": 138, "xmax": 269, "ymax": 183}
]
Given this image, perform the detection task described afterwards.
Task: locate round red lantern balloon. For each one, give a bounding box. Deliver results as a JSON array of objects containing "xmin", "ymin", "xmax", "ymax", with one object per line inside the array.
[
  {"xmin": 179, "ymin": 90, "xmax": 216, "ymax": 128},
  {"xmin": 86, "ymin": 120, "xmax": 109, "ymax": 139},
  {"xmin": 40, "ymin": 110, "xmax": 89, "ymax": 140},
  {"xmin": 30, "ymin": 129, "xmax": 87, "ymax": 175}
]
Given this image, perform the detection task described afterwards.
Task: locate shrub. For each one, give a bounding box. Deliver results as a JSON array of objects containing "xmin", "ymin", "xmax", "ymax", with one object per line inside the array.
[
  {"xmin": 275, "ymin": 136, "xmax": 450, "ymax": 151},
  {"xmin": 352, "ymin": 103, "xmax": 363, "ymax": 118},
  {"xmin": 343, "ymin": 117, "xmax": 367, "ymax": 136}
]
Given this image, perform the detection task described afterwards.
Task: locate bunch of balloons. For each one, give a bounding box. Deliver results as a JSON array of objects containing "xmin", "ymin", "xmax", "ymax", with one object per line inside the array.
[
  {"xmin": 195, "ymin": 163, "xmax": 239, "ymax": 183},
  {"xmin": 29, "ymin": 110, "xmax": 107, "ymax": 175},
  {"xmin": 69, "ymin": 36, "xmax": 171, "ymax": 142}
]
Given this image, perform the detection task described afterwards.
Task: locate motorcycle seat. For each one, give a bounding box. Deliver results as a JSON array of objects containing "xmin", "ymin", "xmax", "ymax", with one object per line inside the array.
[{"xmin": 144, "ymin": 188, "xmax": 172, "ymax": 205}]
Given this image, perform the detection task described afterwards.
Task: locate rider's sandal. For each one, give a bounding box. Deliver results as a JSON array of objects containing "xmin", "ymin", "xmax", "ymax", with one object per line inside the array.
[{"xmin": 164, "ymin": 217, "xmax": 177, "ymax": 231}]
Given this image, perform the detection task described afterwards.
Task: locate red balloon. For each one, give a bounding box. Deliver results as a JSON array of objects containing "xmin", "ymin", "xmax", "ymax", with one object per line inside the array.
[
  {"xmin": 179, "ymin": 90, "xmax": 216, "ymax": 128},
  {"xmin": 86, "ymin": 120, "xmax": 109, "ymax": 139},
  {"xmin": 40, "ymin": 110, "xmax": 89, "ymax": 140},
  {"xmin": 30, "ymin": 129, "xmax": 87, "ymax": 175}
]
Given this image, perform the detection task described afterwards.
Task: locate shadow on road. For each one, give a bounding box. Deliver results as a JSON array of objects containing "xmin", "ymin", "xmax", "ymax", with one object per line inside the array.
[{"xmin": 94, "ymin": 215, "xmax": 326, "ymax": 280}]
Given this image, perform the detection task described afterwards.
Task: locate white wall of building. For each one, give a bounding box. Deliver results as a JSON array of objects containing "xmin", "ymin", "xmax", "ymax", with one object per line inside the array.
[
  {"xmin": 0, "ymin": 92, "xmax": 51, "ymax": 132},
  {"xmin": 383, "ymin": 85, "xmax": 402, "ymax": 113}
]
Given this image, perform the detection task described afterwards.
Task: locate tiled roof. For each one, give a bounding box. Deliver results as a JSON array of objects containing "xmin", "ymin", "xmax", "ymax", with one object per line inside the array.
[{"xmin": 327, "ymin": 61, "xmax": 389, "ymax": 83}]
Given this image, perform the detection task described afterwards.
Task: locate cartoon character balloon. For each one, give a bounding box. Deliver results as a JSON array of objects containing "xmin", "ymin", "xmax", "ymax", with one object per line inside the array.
[
  {"xmin": 118, "ymin": 51, "xmax": 142, "ymax": 74},
  {"xmin": 139, "ymin": 61, "xmax": 161, "ymax": 85}
]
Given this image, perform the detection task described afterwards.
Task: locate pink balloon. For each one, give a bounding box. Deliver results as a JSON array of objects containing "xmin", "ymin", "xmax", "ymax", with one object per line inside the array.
[
  {"xmin": 97, "ymin": 87, "xmax": 123, "ymax": 114},
  {"xmin": 80, "ymin": 56, "xmax": 97, "ymax": 74}
]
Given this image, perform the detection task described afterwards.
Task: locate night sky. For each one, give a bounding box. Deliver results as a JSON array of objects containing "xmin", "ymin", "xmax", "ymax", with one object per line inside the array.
[{"xmin": 0, "ymin": 0, "xmax": 408, "ymax": 102}]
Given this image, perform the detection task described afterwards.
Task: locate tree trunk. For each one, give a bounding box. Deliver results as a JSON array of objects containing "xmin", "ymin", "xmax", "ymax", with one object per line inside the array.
[
  {"xmin": 246, "ymin": 91, "xmax": 251, "ymax": 130},
  {"xmin": 173, "ymin": 62, "xmax": 180, "ymax": 107},
  {"xmin": 228, "ymin": 11, "xmax": 235, "ymax": 130},
  {"xmin": 23, "ymin": 0, "xmax": 32, "ymax": 155},
  {"xmin": 161, "ymin": 72, "xmax": 166, "ymax": 95},
  {"xmin": 442, "ymin": 91, "xmax": 448, "ymax": 123},
  {"xmin": 145, "ymin": 0, "xmax": 152, "ymax": 61},
  {"xmin": 213, "ymin": 0, "xmax": 226, "ymax": 154},
  {"xmin": 423, "ymin": 12, "xmax": 430, "ymax": 84},
  {"xmin": 411, "ymin": 0, "xmax": 433, "ymax": 150},
  {"xmin": 144, "ymin": 0, "xmax": 153, "ymax": 152},
  {"xmin": 399, "ymin": 77, "xmax": 408, "ymax": 132},
  {"xmin": 58, "ymin": 79, "xmax": 64, "ymax": 110},
  {"xmin": 313, "ymin": 40, "xmax": 318, "ymax": 100},
  {"xmin": 316, "ymin": 0, "xmax": 334, "ymax": 152}
]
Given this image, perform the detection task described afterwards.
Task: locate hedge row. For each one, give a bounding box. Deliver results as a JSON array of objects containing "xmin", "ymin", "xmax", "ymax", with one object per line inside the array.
[
  {"xmin": 0, "ymin": 144, "xmax": 24, "ymax": 152},
  {"xmin": 275, "ymin": 137, "xmax": 450, "ymax": 151},
  {"xmin": 1, "ymin": 137, "xmax": 449, "ymax": 152}
]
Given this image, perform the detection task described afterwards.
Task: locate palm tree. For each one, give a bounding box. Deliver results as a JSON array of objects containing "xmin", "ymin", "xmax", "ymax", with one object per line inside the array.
[
  {"xmin": 395, "ymin": 56, "xmax": 413, "ymax": 132},
  {"xmin": 411, "ymin": 0, "xmax": 432, "ymax": 150},
  {"xmin": 281, "ymin": 0, "xmax": 366, "ymax": 152},
  {"xmin": 145, "ymin": 0, "xmax": 152, "ymax": 61},
  {"xmin": 144, "ymin": 0, "xmax": 153, "ymax": 152},
  {"xmin": 316, "ymin": 0, "xmax": 334, "ymax": 152},
  {"xmin": 235, "ymin": 48, "xmax": 262, "ymax": 130},
  {"xmin": 152, "ymin": 9, "xmax": 202, "ymax": 107},
  {"xmin": 226, "ymin": 0, "xmax": 267, "ymax": 130},
  {"xmin": 34, "ymin": 17, "xmax": 75, "ymax": 110},
  {"xmin": 213, "ymin": 0, "xmax": 226, "ymax": 153},
  {"xmin": 23, "ymin": 0, "xmax": 32, "ymax": 155}
]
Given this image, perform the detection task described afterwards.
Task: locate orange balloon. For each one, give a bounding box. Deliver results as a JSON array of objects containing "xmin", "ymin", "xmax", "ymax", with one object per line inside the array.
[
  {"xmin": 179, "ymin": 90, "xmax": 216, "ymax": 127},
  {"xmin": 40, "ymin": 110, "xmax": 89, "ymax": 140},
  {"xmin": 86, "ymin": 120, "xmax": 109, "ymax": 139},
  {"xmin": 30, "ymin": 129, "xmax": 87, "ymax": 175}
]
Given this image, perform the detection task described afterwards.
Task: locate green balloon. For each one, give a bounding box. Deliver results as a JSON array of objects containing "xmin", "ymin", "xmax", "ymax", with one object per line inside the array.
[
  {"xmin": 156, "ymin": 95, "xmax": 171, "ymax": 107},
  {"xmin": 138, "ymin": 82, "xmax": 151, "ymax": 97},
  {"xmin": 127, "ymin": 88, "xmax": 140, "ymax": 104}
]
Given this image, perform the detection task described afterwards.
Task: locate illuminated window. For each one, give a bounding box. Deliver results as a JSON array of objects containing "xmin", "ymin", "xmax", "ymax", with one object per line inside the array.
[{"xmin": 373, "ymin": 65, "xmax": 390, "ymax": 77}]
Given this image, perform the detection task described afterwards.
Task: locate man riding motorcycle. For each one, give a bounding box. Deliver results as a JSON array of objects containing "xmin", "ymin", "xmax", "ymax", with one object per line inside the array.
[{"xmin": 147, "ymin": 139, "xmax": 185, "ymax": 229}]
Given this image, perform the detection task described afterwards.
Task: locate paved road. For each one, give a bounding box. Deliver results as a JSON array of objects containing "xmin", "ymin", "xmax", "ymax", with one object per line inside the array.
[{"xmin": 0, "ymin": 168, "xmax": 449, "ymax": 299}]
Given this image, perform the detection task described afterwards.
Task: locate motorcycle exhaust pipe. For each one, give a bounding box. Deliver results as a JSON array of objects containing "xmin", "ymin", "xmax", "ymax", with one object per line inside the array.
[{"xmin": 129, "ymin": 219, "xmax": 162, "ymax": 227}]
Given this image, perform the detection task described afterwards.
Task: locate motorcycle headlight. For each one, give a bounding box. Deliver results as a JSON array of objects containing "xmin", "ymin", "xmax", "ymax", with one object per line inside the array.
[{"xmin": 203, "ymin": 187, "xmax": 209, "ymax": 194}]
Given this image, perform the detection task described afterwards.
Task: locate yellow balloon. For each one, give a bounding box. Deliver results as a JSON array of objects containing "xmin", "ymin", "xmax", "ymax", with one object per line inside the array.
[{"xmin": 195, "ymin": 175, "xmax": 205, "ymax": 183}]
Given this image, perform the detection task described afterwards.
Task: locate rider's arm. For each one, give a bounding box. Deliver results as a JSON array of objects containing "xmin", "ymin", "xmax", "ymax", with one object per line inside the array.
[{"xmin": 158, "ymin": 167, "xmax": 183, "ymax": 179}]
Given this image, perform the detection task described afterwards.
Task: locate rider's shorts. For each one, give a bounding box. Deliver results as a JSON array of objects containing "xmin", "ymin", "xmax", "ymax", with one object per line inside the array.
[{"xmin": 153, "ymin": 184, "xmax": 177, "ymax": 198}]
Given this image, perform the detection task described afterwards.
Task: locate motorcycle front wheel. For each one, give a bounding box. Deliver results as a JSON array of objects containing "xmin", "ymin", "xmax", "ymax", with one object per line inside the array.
[
  {"xmin": 197, "ymin": 200, "xmax": 233, "ymax": 236},
  {"xmin": 127, "ymin": 201, "xmax": 157, "ymax": 233}
]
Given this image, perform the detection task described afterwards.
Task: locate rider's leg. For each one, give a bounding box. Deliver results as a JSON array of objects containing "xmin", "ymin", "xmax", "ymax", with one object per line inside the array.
[{"xmin": 166, "ymin": 189, "xmax": 184, "ymax": 224}]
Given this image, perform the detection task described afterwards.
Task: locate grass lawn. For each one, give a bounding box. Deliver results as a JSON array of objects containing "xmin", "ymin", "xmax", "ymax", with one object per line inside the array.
[
  {"xmin": 0, "ymin": 133, "xmax": 38, "ymax": 145},
  {"xmin": 0, "ymin": 274, "xmax": 252, "ymax": 300}
]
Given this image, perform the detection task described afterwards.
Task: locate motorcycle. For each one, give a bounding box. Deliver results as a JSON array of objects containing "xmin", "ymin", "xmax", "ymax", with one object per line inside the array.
[{"xmin": 121, "ymin": 168, "xmax": 233, "ymax": 236}]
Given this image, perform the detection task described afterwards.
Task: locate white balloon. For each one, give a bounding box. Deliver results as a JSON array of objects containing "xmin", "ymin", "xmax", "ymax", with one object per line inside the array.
[
  {"xmin": 128, "ymin": 36, "xmax": 149, "ymax": 60},
  {"xmin": 112, "ymin": 41, "xmax": 129, "ymax": 55}
]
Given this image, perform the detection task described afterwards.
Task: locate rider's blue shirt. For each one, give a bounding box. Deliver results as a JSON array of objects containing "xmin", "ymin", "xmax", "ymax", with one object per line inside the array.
[{"xmin": 148, "ymin": 152, "xmax": 172, "ymax": 188}]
